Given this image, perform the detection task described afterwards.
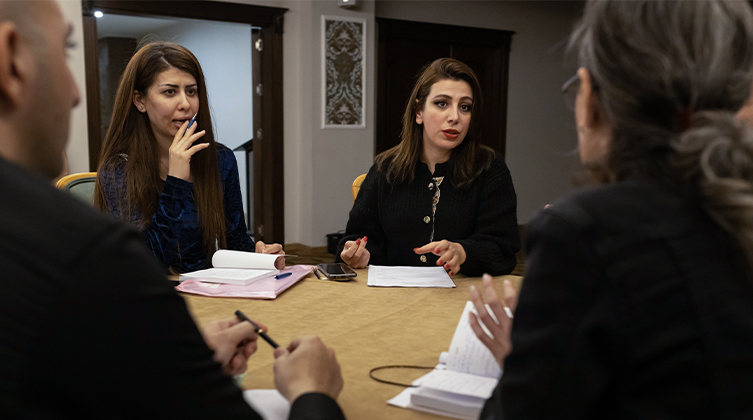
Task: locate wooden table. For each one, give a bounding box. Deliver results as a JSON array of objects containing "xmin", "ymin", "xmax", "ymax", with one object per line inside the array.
[{"xmin": 181, "ymin": 268, "xmax": 522, "ymax": 420}]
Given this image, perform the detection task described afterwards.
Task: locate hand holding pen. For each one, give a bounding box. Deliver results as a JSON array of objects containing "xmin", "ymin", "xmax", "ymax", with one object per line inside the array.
[
  {"xmin": 235, "ymin": 310, "xmax": 279, "ymax": 348},
  {"xmin": 340, "ymin": 236, "xmax": 370, "ymax": 268},
  {"xmin": 168, "ymin": 112, "xmax": 207, "ymax": 181},
  {"xmin": 201, "ymin": 315, "xmax": 261, "ymax": 375}
]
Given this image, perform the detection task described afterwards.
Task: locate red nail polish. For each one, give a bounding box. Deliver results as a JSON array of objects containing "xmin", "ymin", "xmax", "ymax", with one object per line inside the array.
[
  {"xmin": 435, "ymin": 248, "xmax": 441, "ymax": 253},
  {"xmin": 363, "ymin": 236, "xmax": 368, "ymax": 241},
  {"xmin": 444, "ymin": 264, "xmax": 450, "ymax": 270},
  {"xmin": 437, "ymin": 260, "xmax": 443, "ymax": 266},
  {"xmin": 413, "ymin": 248, "xmax": 419, "ymax": 252},
  {"xmin": 356, "ymin": 239, "xmax": 361, "ymax": 245}
]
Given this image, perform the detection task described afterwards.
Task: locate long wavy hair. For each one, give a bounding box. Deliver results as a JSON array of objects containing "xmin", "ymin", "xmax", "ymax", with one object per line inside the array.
[
  {"xmin": 94, "ymin": 41, "xmax": 226, "ymax": 260},
  {"xmin": 569, "ymin": 0, "xmax": 753, "ymax": 268},
  {"xmin": 376, "ymin": 58, "xmax": 494, "ymax": 189}
]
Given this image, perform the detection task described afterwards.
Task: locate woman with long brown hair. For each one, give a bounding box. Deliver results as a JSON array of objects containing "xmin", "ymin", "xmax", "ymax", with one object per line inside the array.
[
  {"xmin": 470, "ymin": 0, "xmax": 753, "ymax": 418},
  {"xmin": 337, "ymin": 58, "xmax": 520, "ymax": 276},
  {"xmin": 95, "ymin": 41, "xmax": 281, "ymax": 273}
]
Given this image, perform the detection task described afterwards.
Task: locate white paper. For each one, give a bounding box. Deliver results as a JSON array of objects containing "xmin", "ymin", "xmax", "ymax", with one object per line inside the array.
[
  {"xmin": 179, "ymin": 268, "xmax": 275, "ymax": 285},
  {"xmin": 445, "ymin": 302, "xmax": 502, "ymax": 379},
  {"xmin": 415, "ymin": 369, "xmax": 498, "ymax": 399},
  {"xmin": 388, "ymin": 387, "xmax": 477, "ymax": 420},
  {"xmin": 243, "ymin": 389, "xmax": 290, "ymax": 420},
  {"xmin": 212, "ymin": 249, "xmax": 282, "ymax": 270},
  {"xmin": 367, "ymin": 266, "xmax": 456, "ymax": 288},
  {"xmin": 411, "ymin": 387, "xmax": 485, "ymax": 419}
]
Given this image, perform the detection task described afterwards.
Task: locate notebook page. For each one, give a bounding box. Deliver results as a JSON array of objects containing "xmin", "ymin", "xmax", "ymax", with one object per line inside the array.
[
  {"xmin": 445, "ymin": 301, "xmax": 502, "ymax": 379},
  {"xmin": 212, "ymin": 249, "xmax": 281, "ymax": 270}
]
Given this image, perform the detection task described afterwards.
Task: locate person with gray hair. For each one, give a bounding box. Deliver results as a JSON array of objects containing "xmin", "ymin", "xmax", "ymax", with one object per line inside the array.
[{"xmin": 469, "ymin": 0, "xmax": 753, "ymax": 418}]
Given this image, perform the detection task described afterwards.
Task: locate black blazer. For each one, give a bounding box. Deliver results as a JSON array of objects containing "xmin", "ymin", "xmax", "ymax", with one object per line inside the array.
[{"xmin": 482, "ymin": 180, "xmax": 753, "ymax": 419}]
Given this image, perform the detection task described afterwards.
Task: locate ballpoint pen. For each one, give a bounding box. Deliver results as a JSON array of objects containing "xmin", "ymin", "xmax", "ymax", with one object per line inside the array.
[
  {"xmin": 188, "ymin": 112, "xmax": 197, "ymax": 128},
  {"xmin": 235, "ymin": 310, "xmax": 279, "ymax": 348},
  {"xmin": 275, "ymin": 272, "xmax": 292, "ymax": 280}
]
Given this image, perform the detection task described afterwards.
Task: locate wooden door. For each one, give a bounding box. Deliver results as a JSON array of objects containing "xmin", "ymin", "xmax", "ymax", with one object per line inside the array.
[{"xmin": 377, "ymin": 18, "xmax": 513, "ymax": 156}]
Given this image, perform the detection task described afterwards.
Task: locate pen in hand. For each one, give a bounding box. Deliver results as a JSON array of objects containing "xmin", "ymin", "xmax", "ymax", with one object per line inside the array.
[{"xmin": 235, "ymin": 310, "xmax": 279, "ymax": 348}]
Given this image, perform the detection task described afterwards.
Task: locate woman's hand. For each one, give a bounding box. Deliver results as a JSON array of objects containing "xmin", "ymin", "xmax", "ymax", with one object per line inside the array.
[
  {"xmin": 256, "ymin": 241, "xmax": 285, "ymax": 269},
  {"xmin": 414, "ymin": 240, "xmax": 466, "ymax": 276},
  {"xmin": 167, "ymin": 119, "xmax": 208, "ymax": 181},
  {"xmin": 340, "ymin": 236, "xmax": 370, "ymax": 268},
  {"xmin": 201, "ymin": 317, "xmax": 262, "ymax": 375},
  {"xmin": 468, "ymin": 274, "xmax": 518, "ymax": 369}
]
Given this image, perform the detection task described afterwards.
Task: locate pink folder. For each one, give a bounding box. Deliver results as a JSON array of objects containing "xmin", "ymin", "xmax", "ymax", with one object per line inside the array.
[{"xmin": 175, "ymin": 265, "xmax": 313, "ymax": 299}]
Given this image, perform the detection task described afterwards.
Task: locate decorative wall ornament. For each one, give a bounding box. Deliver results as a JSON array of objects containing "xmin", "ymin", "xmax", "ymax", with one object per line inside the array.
[{"xmin": 322, "ymin": 15, "xmax": 366, "ymax": 128}]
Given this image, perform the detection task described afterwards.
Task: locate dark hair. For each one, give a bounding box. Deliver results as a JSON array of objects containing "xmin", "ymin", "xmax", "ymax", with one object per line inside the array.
[
  {"xmin": 569, "ymin": 0, "xmax": 753, "ymax": 265},
  {"xmin": 94, "ymin": 41, "xmax": 226, "ymax": 261},
  {"xmin": 375, "ymin": 58, "xmax": 494, "ymax": 189}
]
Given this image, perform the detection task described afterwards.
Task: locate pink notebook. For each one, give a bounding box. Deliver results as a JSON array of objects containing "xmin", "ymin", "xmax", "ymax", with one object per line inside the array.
[{"xmin": 175, "ymin": 265, "xmax": 313, "ymax": 299}]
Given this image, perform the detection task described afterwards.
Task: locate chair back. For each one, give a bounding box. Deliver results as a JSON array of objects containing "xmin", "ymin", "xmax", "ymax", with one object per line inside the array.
[
  {"xmin": 352, "ymin": 173, "xmax": 367, "ymax": 203},
  {"xmin": 56, "ymin": 172, "xmax": 97, "ymax": 205}
]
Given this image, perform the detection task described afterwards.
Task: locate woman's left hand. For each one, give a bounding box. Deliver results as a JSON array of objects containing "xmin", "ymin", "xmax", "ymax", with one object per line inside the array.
[
  {"xmin": 256, "ymin": 241, "xmax": 285, "ymax": 269},
  {"xmin": 414, "ymin": 240, "xmax": 466, "ymax": 276}
]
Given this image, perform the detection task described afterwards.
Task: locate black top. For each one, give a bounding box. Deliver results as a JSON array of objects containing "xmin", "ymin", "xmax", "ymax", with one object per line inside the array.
[
  {"xmin": 0, "ymin": 157, "xmax": 344, "ymax": 420},
  {"xmin": 337, "ymin": 155, "xmax": 520, "ymax": 276},
  {"xmin": 481, "ymin": 181, "xmax": 753, "ymax": 419}
]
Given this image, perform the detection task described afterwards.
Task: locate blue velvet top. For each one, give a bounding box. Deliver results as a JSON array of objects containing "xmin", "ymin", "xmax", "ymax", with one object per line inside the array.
[{"xmin": 100, "ymin": 144, "xmax": 254, "ymax": 273}]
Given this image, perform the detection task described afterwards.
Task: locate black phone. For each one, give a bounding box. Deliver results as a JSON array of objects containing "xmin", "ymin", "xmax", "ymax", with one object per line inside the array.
[{"xmin": 318, "ymin": 263, "xmax": 357, "ymax": 280}]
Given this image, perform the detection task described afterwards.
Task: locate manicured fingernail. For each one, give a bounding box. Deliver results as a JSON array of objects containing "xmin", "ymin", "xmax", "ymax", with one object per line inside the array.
[
  {"xmin": 444, "ymin": 264, "xmax": 450, "ymax": 270},
  {"xmin": 437, "ymin": 260, "xmax": 443, "ymax": 265},
  {"xmin": 504, "ymin": 307, "xmax": 514, "ymax": 319},
  {"xmin": 356, "ymin": 239, "xmax": 361, "ymax": 245},
  {"xmin": 413, "ymin": 248, "xmax": 419, "ymax": 252},
  {"xmin": 363, "ymin": 236, "xmax": 368, "ymax": 241},
  {"xmin": 435, "ymin": 248, "xmax": 441, "ymax": 253}
]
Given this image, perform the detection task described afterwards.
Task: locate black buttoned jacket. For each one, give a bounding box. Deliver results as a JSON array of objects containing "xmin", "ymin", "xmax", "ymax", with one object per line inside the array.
[{"xmin": 337, "ymin": 155, "xmax": 520, "ymax": 276}]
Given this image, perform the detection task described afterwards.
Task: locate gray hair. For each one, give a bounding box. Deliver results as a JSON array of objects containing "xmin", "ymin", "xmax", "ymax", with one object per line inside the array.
[{"xmin": 569, "ymin": 0, "xmax": 753, "ymax": 268}]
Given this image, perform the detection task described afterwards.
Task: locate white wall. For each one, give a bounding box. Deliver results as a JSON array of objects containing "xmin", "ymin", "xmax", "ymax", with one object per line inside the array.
[
  {"xmin": 59, "ymin": 0, "xmax": 89, "ymax": 174},
  {"xmin": 59, "ymin": 0, "xmax": 585, "ymax": 247},
  {"xmin": 153, "ymin": 20, "xmax": 255, "ymax": 225},
  {"xmin": 234, "ymin": 0, "xmax": 376, "ymax": 247},
  {"xmin": 375, "ymin": 0, "xmax": 584, "ymax": 223}
]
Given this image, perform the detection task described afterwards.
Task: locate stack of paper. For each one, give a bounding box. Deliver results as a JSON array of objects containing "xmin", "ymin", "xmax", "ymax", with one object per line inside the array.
[
  {"xmin": 388, "ymin": 301, "xmax": 501, "ymax": 419},
  {"xmin": 367, "ymin": 265, "xmax": 455, "ymax": 288},
  {"xmin": 175, "ymin": 264, "xmax": 312, "ymax": 299}
]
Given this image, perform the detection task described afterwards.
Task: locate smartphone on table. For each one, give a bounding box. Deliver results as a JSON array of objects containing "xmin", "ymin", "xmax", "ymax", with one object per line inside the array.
[{"xmin": 317, "ymin": 263, "xmax": 357, "ymax": 280}]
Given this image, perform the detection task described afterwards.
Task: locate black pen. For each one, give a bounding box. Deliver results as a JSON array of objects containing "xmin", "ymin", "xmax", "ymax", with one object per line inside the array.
[{"xmin": 235, "ymin": 310, "xmax": 279, "ymax": 348}]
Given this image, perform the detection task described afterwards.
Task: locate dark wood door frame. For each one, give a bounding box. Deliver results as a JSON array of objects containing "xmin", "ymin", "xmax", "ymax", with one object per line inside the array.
[
  {"xmin": 82, "ymin": 0, "xmax": 287, "ymax": 245},
  {"xmin": 376, "ymin": 18, "xmax": 513, "ymax": 157}
]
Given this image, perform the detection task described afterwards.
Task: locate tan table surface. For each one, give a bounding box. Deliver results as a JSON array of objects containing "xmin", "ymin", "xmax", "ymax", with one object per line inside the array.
[{"xmin": 181, "ymin": 268, "xmax": 522, "ymax": 420}]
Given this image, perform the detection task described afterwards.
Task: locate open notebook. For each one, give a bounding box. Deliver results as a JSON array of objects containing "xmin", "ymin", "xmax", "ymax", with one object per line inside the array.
[
  {"xmin": 179, "ymin": 250, "xmax": 284, "ymax": 285},
  {"xmin": 388, "ymin": 301, "xmax": 502, "ymax": 419}
]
